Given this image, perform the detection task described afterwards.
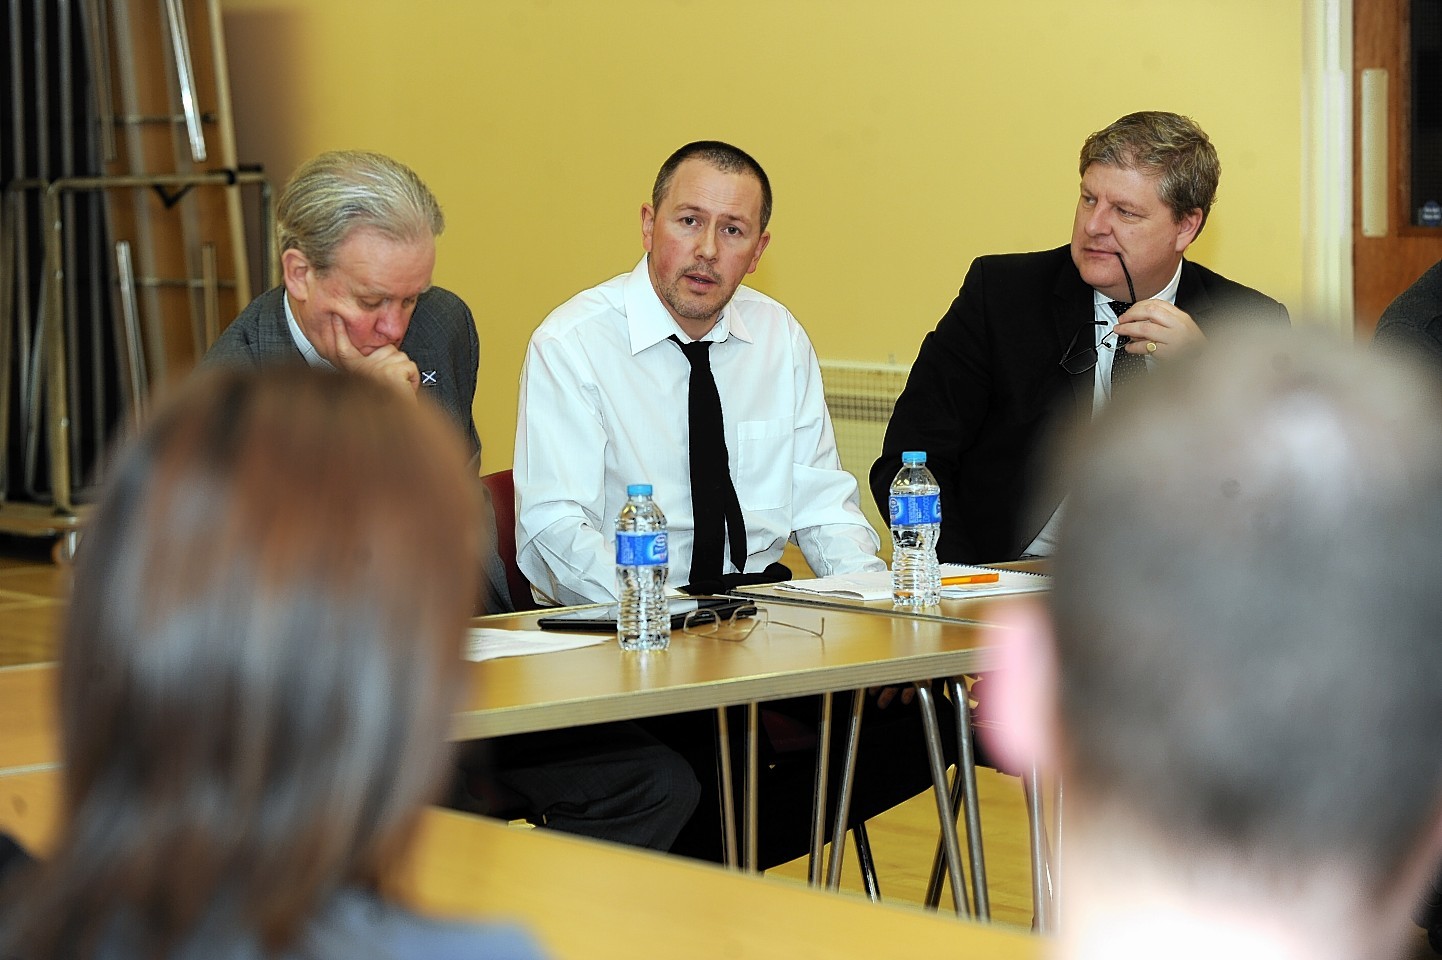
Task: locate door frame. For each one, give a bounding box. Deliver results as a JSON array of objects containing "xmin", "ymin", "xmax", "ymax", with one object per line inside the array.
[{"xmin": 1302, "ymin": 0, "xmax": 1354, "ymax": 335}]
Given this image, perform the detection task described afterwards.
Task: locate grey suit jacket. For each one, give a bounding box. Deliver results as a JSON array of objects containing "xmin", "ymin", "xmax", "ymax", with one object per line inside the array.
[
  {"xmin": 204, "ymin": 287, "xmax": 514, "ymax": 613},
  {"xmin": 205, "ymin": 286, "xmax": 483, "ymax": 459}
]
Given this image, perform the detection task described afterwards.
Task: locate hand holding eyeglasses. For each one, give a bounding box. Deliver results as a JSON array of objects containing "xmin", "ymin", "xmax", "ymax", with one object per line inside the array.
[{"xmin": 1112, "ymin": 299, "xmax": 1205, "ymax": 360}]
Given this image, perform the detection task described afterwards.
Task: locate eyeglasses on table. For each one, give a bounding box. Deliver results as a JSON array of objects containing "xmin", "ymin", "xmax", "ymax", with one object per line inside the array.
[{"xmin": 681, "ymin": 603, "xmax": 826, "ymax": 641}]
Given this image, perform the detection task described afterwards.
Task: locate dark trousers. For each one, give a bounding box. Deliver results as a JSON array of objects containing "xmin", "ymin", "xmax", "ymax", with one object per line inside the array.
[
  {"xmin": 455, "ymin": 721, "xmax": 701, "ymax": 852},
  {"xmin": 639, "ymin": 687, "xmax": 959, "ymax": 871}
]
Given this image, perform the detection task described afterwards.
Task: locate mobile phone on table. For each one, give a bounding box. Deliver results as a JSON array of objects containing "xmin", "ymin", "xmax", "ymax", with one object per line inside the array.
[{"xmin": 536, "ymin": 597, "xmax": 755, "ymax": 632}]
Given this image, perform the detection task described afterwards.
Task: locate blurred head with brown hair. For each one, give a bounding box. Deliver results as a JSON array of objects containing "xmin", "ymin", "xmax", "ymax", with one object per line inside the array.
[{"xmin": 6, "ymin": 366, "xmax": 481, "ymax": 958}]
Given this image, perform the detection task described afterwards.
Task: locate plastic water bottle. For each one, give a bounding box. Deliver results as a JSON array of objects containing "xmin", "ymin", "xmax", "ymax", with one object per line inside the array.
[
  {"xmin": 616, "ymin": 484, "xmax": 670, "ymax": 650},
  {"xmin": 889, "ymin": 451, "xmax": 941, "ymax": 606}
]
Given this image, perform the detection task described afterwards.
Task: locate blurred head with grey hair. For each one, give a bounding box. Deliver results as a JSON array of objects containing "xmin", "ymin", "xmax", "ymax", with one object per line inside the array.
[{"xmin": 984, "ymin": 328, "xmax": 1442, "ymax": 960}]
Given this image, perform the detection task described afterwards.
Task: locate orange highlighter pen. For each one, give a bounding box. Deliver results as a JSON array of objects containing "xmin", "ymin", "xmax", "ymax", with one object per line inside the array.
[{"xmin": 940, "ymin": 573, "xmax": 1000, "ymax": 586}]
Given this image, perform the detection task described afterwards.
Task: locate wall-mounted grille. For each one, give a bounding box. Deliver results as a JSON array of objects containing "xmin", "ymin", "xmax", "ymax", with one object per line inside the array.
[{"xmin": 818, "ymin": 359, "xmax": 909, "ymax": 546}]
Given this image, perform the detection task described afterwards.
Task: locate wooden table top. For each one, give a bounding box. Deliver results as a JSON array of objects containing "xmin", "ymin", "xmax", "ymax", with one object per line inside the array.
[
  {"xmin": 734, "ymin": 558, "xmax": 1052, "ymax": 624},
  {"xmin": 451, "ymin": 602, "xmax": 1001, "ymax": 740},
  {"xmin": 0, "ymin": 767, "xmax": 1041, "ymax": 960},
  {"xmin": 1, "ymin": 602, "xmax": 1004, "ymax": 767}
]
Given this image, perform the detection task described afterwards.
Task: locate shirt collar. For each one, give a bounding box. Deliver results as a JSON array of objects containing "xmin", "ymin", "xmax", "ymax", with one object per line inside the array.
[
  {"xmin": 622, "ymin": 255, "xmax": 754, "ymax": 353},
  {"xmin": 1091, "ymin": 257, "xmax": 1185, "ymax": 309},
  {"xmin": 282, "ymin": 291, "xmax": 335, "ymax": 370}
]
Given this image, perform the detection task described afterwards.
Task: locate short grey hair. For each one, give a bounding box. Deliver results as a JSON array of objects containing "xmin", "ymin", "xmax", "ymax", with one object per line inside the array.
[{"xmin": 276, "ymin": 150, "xmax": 445, "ymax": 272}]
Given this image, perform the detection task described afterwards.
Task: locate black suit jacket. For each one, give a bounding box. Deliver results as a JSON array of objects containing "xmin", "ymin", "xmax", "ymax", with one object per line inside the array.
[
  {"xmin": 1374, "ymin": 258, "xmax": 1442, "ymax": 366},
  {"xmin": 204, "ymin": 286, "xmax": 483, "ymax": 459},
  {"xmin": 870, "ymin": 245, "xmax": 1290, "ymax": 564}
]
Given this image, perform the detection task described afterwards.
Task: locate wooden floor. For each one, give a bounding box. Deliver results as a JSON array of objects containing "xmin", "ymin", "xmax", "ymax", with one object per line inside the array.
[{"xmin": 3, "ymin": 531, "xmax": 1438, "ymax": 956}]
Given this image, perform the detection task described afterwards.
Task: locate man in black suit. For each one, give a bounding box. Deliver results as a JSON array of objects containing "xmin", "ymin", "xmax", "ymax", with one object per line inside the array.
[{"xmin": 871, "ymin": 112, "xmax": 1289, "ymax": 564}]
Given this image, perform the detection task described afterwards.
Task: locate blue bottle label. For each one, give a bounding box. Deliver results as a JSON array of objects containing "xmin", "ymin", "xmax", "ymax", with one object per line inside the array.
[
  {"xmin": 889, "ymin": 493, "xmax": 941, "ymax": 526},
  {"xmin": 616, "ymin": 531, "xmax": 668, "ymax": 566}
]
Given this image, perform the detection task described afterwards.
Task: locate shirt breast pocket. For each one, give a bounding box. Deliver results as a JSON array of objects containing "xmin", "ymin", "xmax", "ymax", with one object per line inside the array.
[{"xmin": 735, "ymin": 417, "xmax": 794, "ymax": 511}]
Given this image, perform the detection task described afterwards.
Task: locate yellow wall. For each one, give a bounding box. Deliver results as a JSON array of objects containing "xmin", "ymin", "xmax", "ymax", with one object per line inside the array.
[{"xmin": 221, "ymin": 0, "xmax": 1304, "ymax": 471}]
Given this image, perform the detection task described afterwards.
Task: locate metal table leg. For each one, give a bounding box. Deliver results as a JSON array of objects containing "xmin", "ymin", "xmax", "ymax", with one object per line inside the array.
[
  {"xmin": 716, "ymin": 706, "xmax": 738, "ymax": 869},
  {"xmin": 949, "ymin": 677, "xmax": 989, "ymax": 919},
  {"xmin": 915, "ymin": 682, "xmax": 970, "ymax": 917},
  {"xmin": 1025, "ymin": 762, "xmax": 1051, "ymax": 932},
  {"xmin": 825, "ymin": 690, "xmax": 865, "ymax": 890},
  {"xmin": 807, "ymin": 691, "xmax": 833, "ymax": 885},
  {"xmin": 744, "ymin": 700, "xmax": 759, "ymax": 872}
]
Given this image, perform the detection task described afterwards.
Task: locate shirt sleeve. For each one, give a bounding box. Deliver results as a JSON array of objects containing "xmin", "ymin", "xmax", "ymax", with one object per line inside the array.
[
  {"xmin": 784, "ymin": 321, "xmax": 885, "ymax": 576},
  {"xmin": 513, "ymin": 334, "xmax": 620, "ymax": 605}
]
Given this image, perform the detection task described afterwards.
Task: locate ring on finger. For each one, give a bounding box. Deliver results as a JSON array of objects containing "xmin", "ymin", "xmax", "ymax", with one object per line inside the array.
[{"xmin": 1146, "ymin": 341, "xmax": 1158, "ymax": 354}]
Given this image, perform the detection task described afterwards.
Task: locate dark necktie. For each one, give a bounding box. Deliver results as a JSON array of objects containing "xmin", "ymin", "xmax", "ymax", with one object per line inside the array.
[
  {"xmin": 671, "ymin": 336, "xmax": 747, "ymax": 585},
  {"xmin": 1108, "ymin": 301, "xmax": 1146, "ymax": 392}
]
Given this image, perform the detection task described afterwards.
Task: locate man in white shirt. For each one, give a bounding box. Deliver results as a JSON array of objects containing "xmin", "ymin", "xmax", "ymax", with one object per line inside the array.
[
  {"xmin": 983, "ymin": 330, "xmax": 1442, "ymax": 960},
  {"xmin": 515, "ymin": 140, "xmax": 883, "ymax": 605},
  {"xmin": 514, "ymin": 142, "xmax": 950, "ymax": 869}
]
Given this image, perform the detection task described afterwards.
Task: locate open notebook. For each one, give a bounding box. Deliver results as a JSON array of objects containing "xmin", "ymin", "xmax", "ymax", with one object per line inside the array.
[{"xmin": 775, "ymin": 564, "xmax": 1050, "ymax": 602}]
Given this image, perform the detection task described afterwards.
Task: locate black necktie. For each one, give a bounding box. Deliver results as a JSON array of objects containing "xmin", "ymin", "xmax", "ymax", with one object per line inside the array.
[
  {"xmin": 1108, "ymin": 301, "xmax": 1146, "ymax": 392},
  {"xmin": 671, "ymin": 336, "xmax": 747, "ymax": 585}
]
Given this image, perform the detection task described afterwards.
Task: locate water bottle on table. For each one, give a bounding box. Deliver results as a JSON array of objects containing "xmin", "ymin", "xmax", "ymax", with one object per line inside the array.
[
  {"xmin": 889, "ymin": 451, "xmax": 941, "ymax": 606},
  {"xmin": 616, "ymin": 483, "xmax": 670, "ymax": 650}
]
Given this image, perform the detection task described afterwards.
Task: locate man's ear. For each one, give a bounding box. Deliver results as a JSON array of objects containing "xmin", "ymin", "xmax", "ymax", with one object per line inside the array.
[
  {"xmin": 1173, "ymin": 207, "xmax": 1204, "ymax": 253},
  {"xmin": 640, "ymin": 203, "xmax": 656, "ymax": 252},
  {"xmin": 281, "ymin": 248, "xmax": 312, "ymax": 301},
  {"xmin": 976, "ymin": 597, "xmax": 1059, "ymax": 776}
]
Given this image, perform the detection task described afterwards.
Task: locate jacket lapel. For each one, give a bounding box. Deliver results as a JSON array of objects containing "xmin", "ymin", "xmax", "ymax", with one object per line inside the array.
[
  {"xmin": 1175, "ymin": 260, "xmax": 1213, "ymax": 326},
  {"xmin": 1052, "ymin": 255, "xmax": 1098, "ymax": 417}
]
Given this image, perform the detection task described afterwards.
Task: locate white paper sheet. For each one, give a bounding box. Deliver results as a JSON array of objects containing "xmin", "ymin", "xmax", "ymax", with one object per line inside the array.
[
  {"xmin": 775, "ymin": 564, "xmax": 1050, "ymax": 602},
  {"xmin": 464, "ymin": 627, "xmax": 610, "ymax": 662}
]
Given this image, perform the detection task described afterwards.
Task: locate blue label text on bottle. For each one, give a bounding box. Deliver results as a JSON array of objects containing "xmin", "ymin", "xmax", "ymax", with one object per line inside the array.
[
  {"xmin": 616, "ymin": 531, "xmax": 668, "ymax": 566},
  {"xmin": 889, "ymin": 493, "xmax": 941, "ymax": 526}
]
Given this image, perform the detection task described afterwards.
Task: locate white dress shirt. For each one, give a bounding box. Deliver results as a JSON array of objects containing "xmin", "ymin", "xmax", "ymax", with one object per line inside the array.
[
  {"xmin": 515, "ymin": 256, "xmax": 884, "ymax": 605},
  {"xmin": 282, "ymin": 292, "xmax": 334, "ymax": 369}
]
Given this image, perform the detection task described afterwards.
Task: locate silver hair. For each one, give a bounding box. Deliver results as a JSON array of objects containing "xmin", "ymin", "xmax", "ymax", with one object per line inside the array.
[{"xmin": 276, "ymin": 150, "xmax": 445, "ymax": 271}]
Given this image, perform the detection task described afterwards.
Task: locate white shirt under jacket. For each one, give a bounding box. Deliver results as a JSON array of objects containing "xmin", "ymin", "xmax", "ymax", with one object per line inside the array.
[{"xmin": 515, "ymin": 256, "xmax": 884, "ymax": 605}]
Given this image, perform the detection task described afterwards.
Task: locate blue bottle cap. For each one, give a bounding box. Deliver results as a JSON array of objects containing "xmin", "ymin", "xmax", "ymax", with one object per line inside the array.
[
  {"xmin": 627, "ymin": 483, "xmax": 653, "ymax": 496},
  {"xmin": 901, "ymin": 451, "xmax": 926, "ymax": 464}
]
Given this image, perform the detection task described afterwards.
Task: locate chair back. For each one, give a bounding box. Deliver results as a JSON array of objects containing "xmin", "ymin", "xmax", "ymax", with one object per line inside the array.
[{"xmin": 481, "ymin": 469, "xmax": 542, "ymax": 612}]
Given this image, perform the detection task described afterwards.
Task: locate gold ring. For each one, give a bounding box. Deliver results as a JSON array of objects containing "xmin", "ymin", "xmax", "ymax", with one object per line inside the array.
[{"xmin": 1146, "ymin": 341, "xmax": 1158, "ymax": 354}]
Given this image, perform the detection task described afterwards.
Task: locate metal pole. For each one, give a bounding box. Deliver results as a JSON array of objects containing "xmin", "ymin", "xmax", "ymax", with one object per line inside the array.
[
  {"xmin": 806, "ymin": 691, "xmax": 833, "ymax": 885},
  {"xmin": 916, "ymin": 682, "xmax": 970, "ymax": 916},
  {"xmin": 825, "ymin": 691, "xmax": 864, "ymax": 890}
]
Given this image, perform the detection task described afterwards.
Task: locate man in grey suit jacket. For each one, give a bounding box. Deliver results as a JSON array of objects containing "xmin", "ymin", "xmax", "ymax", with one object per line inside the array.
[
  {"xmin": 205, "ymin": 150, "xmax": 502, "ymax": 608},
  {"xmin": 205, "ymin": 151, "xmax": 699, "ymax": 853},
  {"xmin": 872, "ymin": 111, "xmax": 1289, "ymax": 564}
]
